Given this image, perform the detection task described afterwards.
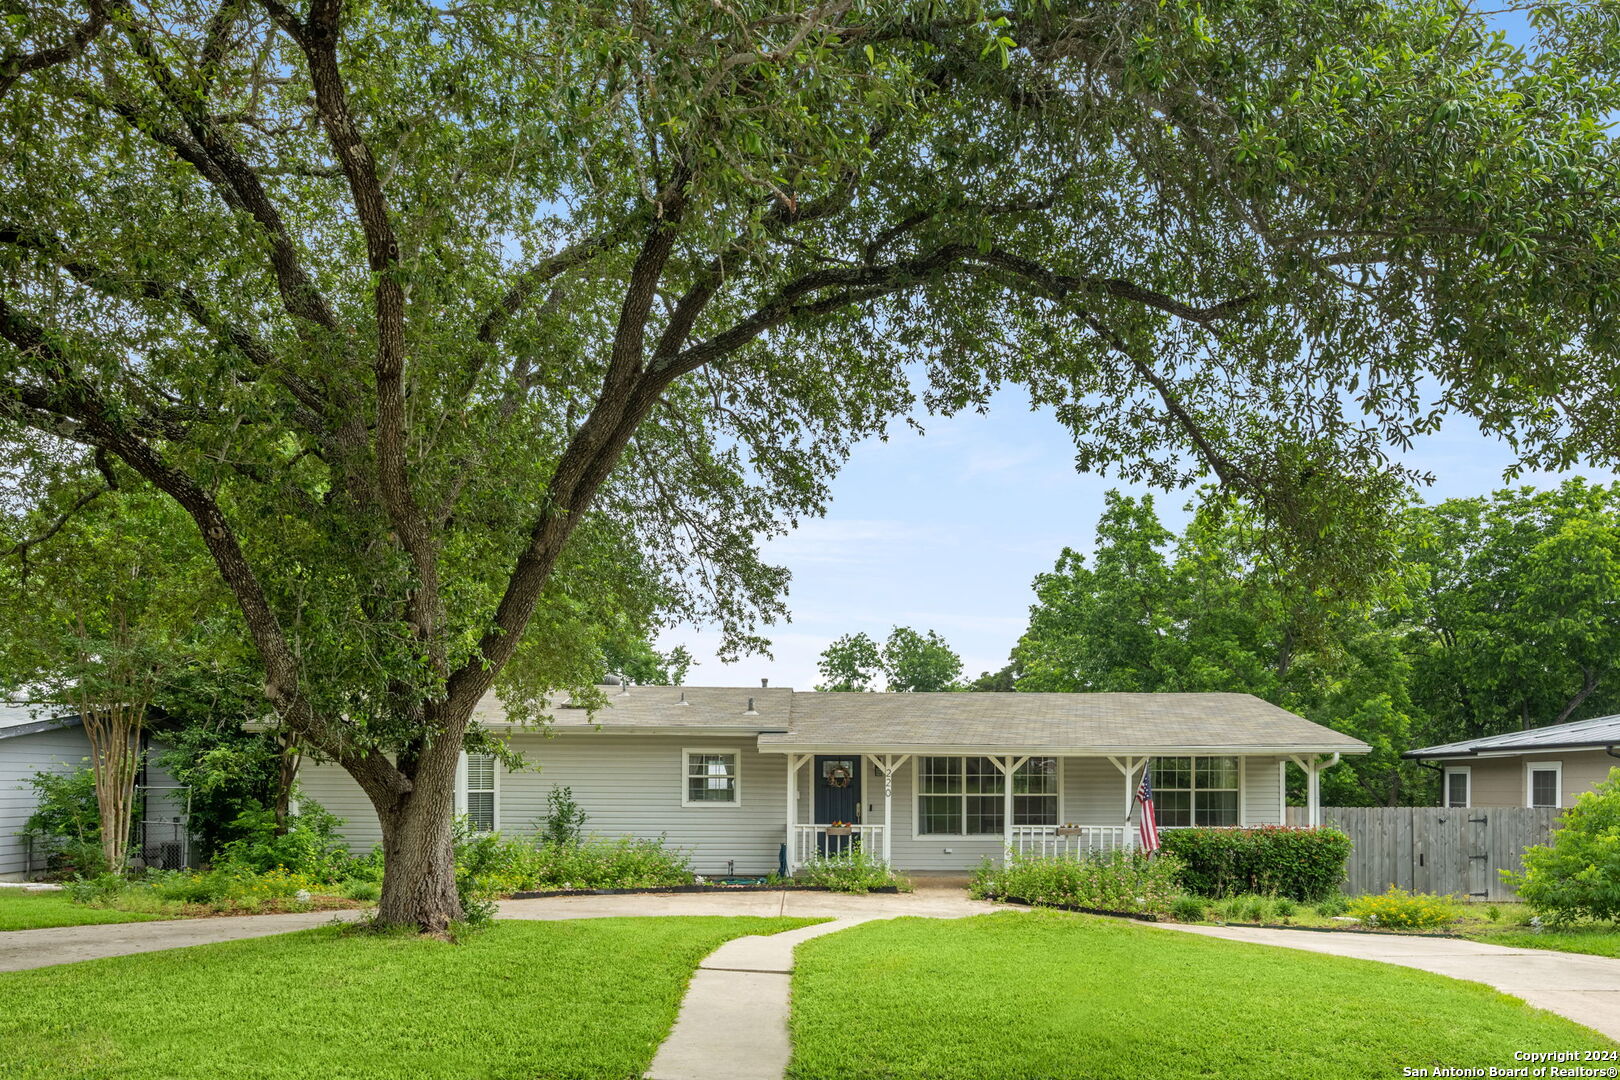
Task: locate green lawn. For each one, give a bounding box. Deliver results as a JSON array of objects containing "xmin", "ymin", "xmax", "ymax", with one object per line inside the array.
[
  {"xmin": 0, "ymin": 916, "xmax": 816, "ymax": 1079},
  {"xmin": 0, "ymin": 889, "xmax": 166, "ymax": 931},
  {"xmin": 789, "ymin": 912, "xmax": 1616, "ymax": 1080},
  {"xmin": 1467, "ymin": 926, "xmax": 1620, "ymax": 958}
]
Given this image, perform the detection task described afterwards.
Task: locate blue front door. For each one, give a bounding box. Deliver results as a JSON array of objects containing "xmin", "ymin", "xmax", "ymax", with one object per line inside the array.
[{"xmin": 813, "ymin": 755, "xmax": 862, "ymax": 855}]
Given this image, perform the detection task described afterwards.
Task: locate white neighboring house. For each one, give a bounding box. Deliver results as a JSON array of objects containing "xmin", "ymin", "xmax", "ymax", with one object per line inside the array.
[
  {"xmin": 298, "ymin": 686, "xmax": 1369, "ymax": 877},
  {"xmin": 0, "ymin": 703, "xmax": 186, "ymax": 880}
]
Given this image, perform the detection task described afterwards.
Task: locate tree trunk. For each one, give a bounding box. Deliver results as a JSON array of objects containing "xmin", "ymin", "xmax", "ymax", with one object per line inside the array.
[
  {"xmin": 273, "ymin": 731, "xmax": 300, "ymax": 835},
  {"xmin": 373, "ymin": 777, "xmax": 461, "ymax": 934},
  {"xmin": 80, "ymin": 704, "xmax": 141, "ymax": 873}
]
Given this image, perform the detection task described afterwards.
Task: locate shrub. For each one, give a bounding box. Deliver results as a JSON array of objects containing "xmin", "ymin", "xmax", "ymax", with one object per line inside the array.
[
  {"xmin": 214, "ymin": 801, "xmax": 354, "ymax": 883},
  {"xmin": 342, "ymin": 878, "xmax": 381, "ymax": 902},
  {"xmin": 1170, "ymin": 894, "xmax": 1207, "ymax": 922},
  {"xmin": 1274, "ymin": 897, "xmax": 1297, "ymax": 918},
  {"xmin": 1505, "ymin": 768, "xmax": 1620, "ymax": 926},
  {"xmin": 1242, "ymin": 895, "xmax": 1273, "ymax": 923},
  {"xmin": 1315, "ymin": 893, "xmax": 1348, "ymax": 917},
  {"xmin": 795, "ymin": 848, "xmax": 910, "ymax": 894},
  {"xmin": 20, "ymin": 766, "xmax": 108, "ymax": 877},
  {"xmin": 1159, "ymin": 826, "xmax": 1351, "ymax": 902},
  {"xmin": 1347, "ymin": 888, "xmax": 1458, "ymax": 930},
  {"xmin": 450, "ymin": 822, "xmax": 695, "ymax": 899},
  {"xmin": 541, "ymin": 786, "xmax": 588, "ymax": 847},
  {"xmin": 971, "ymin": 851, "xmax": 1184, "ymax": 917}
]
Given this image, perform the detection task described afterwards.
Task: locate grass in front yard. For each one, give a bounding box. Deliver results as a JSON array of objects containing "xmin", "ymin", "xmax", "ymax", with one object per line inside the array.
[
  {"xmin": 789, "ymin": 912, "xmax": 1615, "ymax": 1080},
  {"xmin": 1467, "ymin": 926, "xmax": 1620, "ymax": 958},
  {"xmin": 0, "ymin": 915, "xmax": 816, "ymax": 1079},
  {"xmin": 0, "ymin": 890, "xmax": 166, "ymax": 931}
]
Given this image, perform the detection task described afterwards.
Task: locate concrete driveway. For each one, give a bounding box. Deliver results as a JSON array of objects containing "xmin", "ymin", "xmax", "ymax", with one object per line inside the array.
[
  {"xmin": 1154, "ymin": 922, "xmax": 1620, "ymax": 1042},
  {"xmin": 0, "ymin": 908, "xmax": 367, "ymax": 973}
]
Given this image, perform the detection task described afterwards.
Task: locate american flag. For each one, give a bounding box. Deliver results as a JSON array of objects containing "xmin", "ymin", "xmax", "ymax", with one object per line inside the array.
[{"xmin": 1136, "ymin": 767, "xmax": 1161, "ymax": 853}]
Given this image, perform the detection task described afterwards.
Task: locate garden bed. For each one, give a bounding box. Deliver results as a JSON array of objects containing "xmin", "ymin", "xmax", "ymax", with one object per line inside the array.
[
  {"xmin": 507, "ymin": 883, "xmax": 902, "ymax": 899},
  {"xmin": 993, "ymin": 895, "xmax": 1161, "ymax": 922}
]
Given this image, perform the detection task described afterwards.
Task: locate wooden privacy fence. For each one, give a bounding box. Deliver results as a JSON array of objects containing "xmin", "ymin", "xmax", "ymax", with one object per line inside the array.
[{"xmin": 1283, "ymin": 806, "xmax": 1563, "ymax": 901}]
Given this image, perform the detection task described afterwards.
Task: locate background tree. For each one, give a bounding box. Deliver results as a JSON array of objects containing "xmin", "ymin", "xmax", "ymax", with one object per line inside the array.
[
  {"xmin": 817, "ymin": 626, "xmax": 962, "ymax": 692},
  {"xmin": 4, "ymin": 0, "xmax": 1619, "ymax": 928},
  {"xmin": 0, "ymin": 482, "xmax": 223, "ymax": 870}
]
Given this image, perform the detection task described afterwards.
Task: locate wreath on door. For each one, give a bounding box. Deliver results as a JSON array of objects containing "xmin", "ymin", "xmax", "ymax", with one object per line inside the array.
[{"xmin": 826, "ymin": 765, "xmax": 853, "ymax": 788}]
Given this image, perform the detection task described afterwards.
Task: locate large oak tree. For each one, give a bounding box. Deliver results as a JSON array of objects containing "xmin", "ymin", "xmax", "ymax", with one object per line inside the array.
[{"xmin": 2, "ymin": 0, "xmax": 1618, "ymax": 929}]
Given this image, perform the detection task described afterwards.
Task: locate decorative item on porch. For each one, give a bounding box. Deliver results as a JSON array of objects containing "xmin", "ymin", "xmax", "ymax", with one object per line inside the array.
[
  {"xmin": 1053, "ymin": 823, "xmax": 1085, "ymax": 836},
  {"xmin": 824, "ymin": 821, "xmax": 854, "ymax": 836},
  {"xmin": 826, "ymin": 765, "xmax": 852, "ymax": 788}
]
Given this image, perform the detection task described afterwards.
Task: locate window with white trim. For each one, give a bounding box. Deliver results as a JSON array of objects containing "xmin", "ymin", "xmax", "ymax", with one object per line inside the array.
[
  {"xmin": 1526, "ymin": 761, "xmax": 1562, "ymax": 809},
  {"xmin": 683, "ymin": 748, "xmax": 740, "ymax": 806},
  {"xmin": 1443, "ymin": 766, "xmax": 1471, "ymax": 808},
  {"xmin": 917, "ymin": 756, "xmax": 1057, "ymax": 835},
  {"xmin": 465, "ymin": 752, "xmax": 496, "ymax": 832},
  {"xmin": 1150, "ymin": 757, "xmax": 1239, "ymax": 827}
]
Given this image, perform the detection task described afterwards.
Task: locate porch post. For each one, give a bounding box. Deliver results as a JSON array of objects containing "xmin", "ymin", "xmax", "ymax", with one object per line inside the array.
[
  {"xmin": 870, "ymin": 755, "xmax": 908, "ymax": 867},
  {"xmin": 1307, "ymin": 760, "xmax": 1321, "ymax": 827},
  {"xmin": 994, "ymin": 755, "xmax": 1028, "ymax": 861},
  {"xmin": 786, "ymin": 753, "xmax": 800, "ymax": 872}
]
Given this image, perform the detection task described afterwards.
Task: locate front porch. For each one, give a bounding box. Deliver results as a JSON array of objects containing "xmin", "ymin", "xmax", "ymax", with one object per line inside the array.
[{"xmin": 778, "ymin": 750, "xmax": 1338, "ymax": 873}]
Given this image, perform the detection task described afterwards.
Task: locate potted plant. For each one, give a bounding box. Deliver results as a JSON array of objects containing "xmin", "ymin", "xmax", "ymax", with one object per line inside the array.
[
  {"xmin": 824, "ymin": 821, "xmax": 854, "ymax": 837},
  {"xmin": 1054, "ymin": 823, "xmax": 1084, "ymax": 836}
]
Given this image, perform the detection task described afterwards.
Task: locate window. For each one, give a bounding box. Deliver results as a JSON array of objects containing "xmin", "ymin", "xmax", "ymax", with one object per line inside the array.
[
  {"xmin": 683, "ymin": 748, "xmax": 740, "ymax": 806},
  {"xmin": 1150, "ymin": 757, "xmax": 1240, "ymax": 827},
  {"xmin": 917, "ymin": 757, "xmax": 1058, "ymax": 835},
  {"xmin": 1443, "ymin": 767, "xmax": 1471, "ymax": 809},
  {"xmin": 465, "ymin": 752, "xmax": 496, "ymax": 832},
  {"xmin": 1525, "ymin": 761, "xmax": 1562, "ymax": 809}
]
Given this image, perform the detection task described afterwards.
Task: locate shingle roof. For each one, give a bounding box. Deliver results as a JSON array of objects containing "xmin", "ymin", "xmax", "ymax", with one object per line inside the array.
[
  {"xmin": 1404, "ymin": 713, "xmax": 1620, "ymax": 759},
  {"xmin": 478, "ymin": 686, "xmax": 793, "ymax": 731},
  {"xmin": 0, "ymin": 702, "xmax": 80, "ymax": 740},
  {"xmin": 761, "ymin": 691, "xmax": 1367, "ymax": 754},
  {"xmin": 476, "ymin": 686, "xmax": 1367, "ymax": 754}
]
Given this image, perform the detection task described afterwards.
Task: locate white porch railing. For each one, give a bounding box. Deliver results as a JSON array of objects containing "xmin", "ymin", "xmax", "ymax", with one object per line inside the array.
[
  {"xmin": 793, "ymin": 824, "xmax": 886, "ymax": 867},
  {"xmin": 1007, "ymin": 825, "xmax": 1136, "ymax": 859}
]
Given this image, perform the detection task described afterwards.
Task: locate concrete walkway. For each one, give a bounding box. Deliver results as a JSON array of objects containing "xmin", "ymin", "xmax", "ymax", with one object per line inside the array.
[
  {"xmin": 1153, "ymin": 922, "xmax": 1620, "ymax": 1042},
  {"xmin": 0, "ymin": 908, "xmax": 365, "ymax": 972},
  {"xmin": 644, "ymin": 918, "xmax": 873, "ymax": 1080}
]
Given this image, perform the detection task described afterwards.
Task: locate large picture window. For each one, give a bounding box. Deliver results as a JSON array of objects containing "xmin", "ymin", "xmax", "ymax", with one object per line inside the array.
[
  {"xmin": 683, "ymin": 748, "xmax": 740, "ymax": 806},
  {"xmin": 917, "ymin": 757, "xmax": 1058, "ymax": 835},
  {"xmin": 1150, "ymin": 757, "xmax": 1239, "ymax": 827}
]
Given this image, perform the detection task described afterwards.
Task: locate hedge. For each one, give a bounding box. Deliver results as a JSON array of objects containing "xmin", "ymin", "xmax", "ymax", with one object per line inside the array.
[{"xmin": 1159, "ymin": 826, "xmax": 1351, "ymax": 902}]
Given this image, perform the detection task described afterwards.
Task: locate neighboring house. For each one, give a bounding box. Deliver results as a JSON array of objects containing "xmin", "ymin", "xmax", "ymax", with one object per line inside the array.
[
  {"xmin": 1404, "ymin": 714, "xmax": 1620, "ymax": 811},
  {"xmin": 299, "ymin": 686, "xmax": 1368, "ymax": 876},
  {"xmin": 0, "ymin": 703, "xmax": 185, "ymax": 880}
]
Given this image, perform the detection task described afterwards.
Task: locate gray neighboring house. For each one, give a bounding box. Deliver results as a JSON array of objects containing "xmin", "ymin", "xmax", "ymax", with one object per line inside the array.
[
  {"xmin": 299, "ymin": 686, "xmax": 1368, "ymax": 876},
  {"xmin": 1, "ymin": 703, "xmax": 185, "ymax": 880},
  {"xmin": 1404, "ymin": 713, "xmax": 1620, "ymax": 811}
]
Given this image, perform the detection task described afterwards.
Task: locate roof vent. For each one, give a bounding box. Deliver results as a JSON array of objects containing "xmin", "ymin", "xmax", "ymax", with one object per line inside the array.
[
  {"xmin": 745, "ymin": 697, "xmax": 758, "ymax": 715},
  {"xmin": 761, "ymin": 678, "xmax": 769, "ymax": 689},
  {"xmin": 619, "ymin": 680, "xmax": 631, "ymax": 695},
  {"xmin": 676, "ymin": 691, "xmax": 690, "ymax": 706}
]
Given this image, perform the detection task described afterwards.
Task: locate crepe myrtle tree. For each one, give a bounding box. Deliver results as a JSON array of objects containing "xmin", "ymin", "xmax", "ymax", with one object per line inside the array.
[{"xmin": 2, "ymin": 0, "xmax": 1619, "ymax": 930}]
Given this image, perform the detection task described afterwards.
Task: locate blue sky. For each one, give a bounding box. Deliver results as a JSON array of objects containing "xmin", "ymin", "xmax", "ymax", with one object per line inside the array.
[{"xmin": 663, "ymin": 389, "xmax": 1618, "ymax": 691}]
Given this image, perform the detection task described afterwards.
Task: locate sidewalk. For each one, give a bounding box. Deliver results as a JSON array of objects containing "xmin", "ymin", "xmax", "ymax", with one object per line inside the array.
[{"xmin": 0, "ymin": 909, "xmax": 366, "ymax": 972}]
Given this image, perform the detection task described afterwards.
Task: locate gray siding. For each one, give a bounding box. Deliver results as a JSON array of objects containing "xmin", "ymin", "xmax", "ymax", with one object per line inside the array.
[
  {"xmin": 1446, "ymin": 749, "xmax": 1620, "ymax": 808},
  {"xmin": 0, "ymin": 727, "xmax": 92, "ymax": 879},
  {"xmin": 302, "ymin": 739, "xmax": 1290, "ymax": 874}
]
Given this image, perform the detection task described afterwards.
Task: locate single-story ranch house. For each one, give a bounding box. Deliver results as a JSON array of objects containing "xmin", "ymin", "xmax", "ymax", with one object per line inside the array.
[
  {"xmin": 301, "ymin": 686, "xmax": 1369, "ymax": 876},
  {"xmin": 1405, "ymin": 713, "xmax": 1620, "ymax": 810}
]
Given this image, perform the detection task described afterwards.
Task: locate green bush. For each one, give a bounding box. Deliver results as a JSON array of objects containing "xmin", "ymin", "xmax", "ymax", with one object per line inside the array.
[
  {"xmin": 1274, "ymin": 897, "xmax": 1297, "ymax": 918},
  {"xmin": 1347, "ymin": 887, "xmax": 1458, "ymax": 930},
  {"xmin": 795, "ymin": 848, "xmax": 910, "ymax": 894},
  {"xmin": 214, "ymin": 801, "xmax": 354, "ymax": 883},
  {"xmin": 1170, "ymin": 894, "xmax": 1208, "ymax": 922},
  {"xmin": 541, "ymin": 786, "xmax": 588, "ymax": 847},
  {"xmin": 1315, "ymin": 893, "xmax": 1348, "ymax": 917},
  {"xmin": 1159, "ymin": 826, "xmax": 1351, "ymax": 902},
  {"xmin": 450, "ymin": 823, "xmax": 695, "ymax": 899},
  {"xmin": 20, "ymin": 766, "xmax": 108, "ymax": 877},
  {"xmin": 342, "ymin": 879, "xmax": 381, "ymax": 902},
  {"xmin": 1505, "ymin": 768, "xmax": 1620, "ymax": 926},
  {"xmin": 971, "ymin": 851, "xmax": 1184, "ymax": 917}
]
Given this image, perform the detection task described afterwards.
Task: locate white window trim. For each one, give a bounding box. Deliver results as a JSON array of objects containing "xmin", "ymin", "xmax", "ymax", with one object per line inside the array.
[
  {"xmin": 1524, "ymin": 759, "xmax": 1563, "ymax": 809},
  {"xmin": 1443, "ymin": 765, "xmax": 1472, "ymax": 809},
  {"xmin": 910, "ymin": 755, "xmax": 1064, "ymax": 840},
  {"xmin": 682, "ymin": 747, "xmax": 742, "ymax": 807},
  {"xmin": 1151, "ymin": 756, "xmax": 1243, "ymax": 829},
  {"xmin": 457, "ymin": 750, "xmax": 500, "ymax": 832}
]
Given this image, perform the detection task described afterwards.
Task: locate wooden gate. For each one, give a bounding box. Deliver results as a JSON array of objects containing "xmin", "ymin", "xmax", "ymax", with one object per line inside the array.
[{"xmin": 1283, "ymin": 806, "xmax": 1562, "ymax": 901}]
